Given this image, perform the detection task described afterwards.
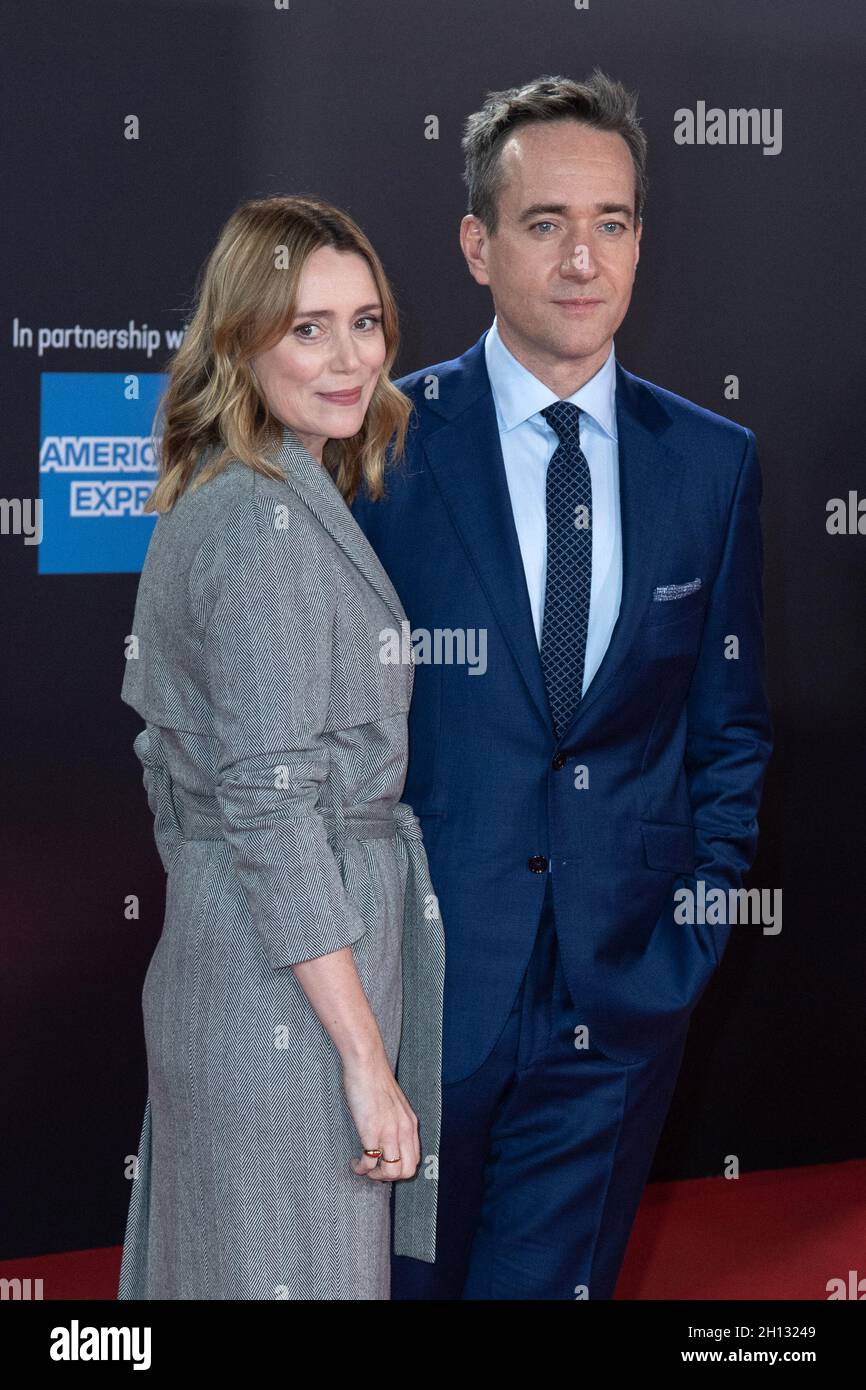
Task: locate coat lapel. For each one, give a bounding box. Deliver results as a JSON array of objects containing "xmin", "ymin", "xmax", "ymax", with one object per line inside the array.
[{"xmin": 274, "ymin": 425, "xmax": 408, "ymax": 629}]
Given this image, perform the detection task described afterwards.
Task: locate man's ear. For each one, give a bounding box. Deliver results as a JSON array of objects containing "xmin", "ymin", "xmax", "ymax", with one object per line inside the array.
[{"xmin": 460, "ymin": 214, "xmax": 491, "ymax": 287}]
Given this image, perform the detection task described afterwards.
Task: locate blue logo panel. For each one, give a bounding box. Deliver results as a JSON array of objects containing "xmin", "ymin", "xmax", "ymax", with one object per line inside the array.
[{"xmin": 39, "ymin": 373, "xmax": 167, "ymax": 573}]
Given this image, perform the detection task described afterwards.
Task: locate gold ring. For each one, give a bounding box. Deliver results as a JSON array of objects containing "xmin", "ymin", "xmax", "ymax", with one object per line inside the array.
[
  {"xmin": 363, "ymin": 1148, "xmax": 384, "ymax": 1158},
  {"xmin": 380, "ymin": 1155, "xmax": 401, "ymax": 1164}
]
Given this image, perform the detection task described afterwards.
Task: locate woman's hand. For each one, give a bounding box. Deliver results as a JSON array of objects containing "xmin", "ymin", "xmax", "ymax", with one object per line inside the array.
[
  {"xmin": 290, "ymin": 945, "xmax": 420, "ymax": 1181},
  {"xmin": 343, "ymin": 1049, "xmax": 421, "ymax": 1183}
]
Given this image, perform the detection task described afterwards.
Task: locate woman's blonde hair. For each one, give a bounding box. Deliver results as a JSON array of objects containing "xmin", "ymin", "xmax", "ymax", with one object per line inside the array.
[{"xmin": 145, "ymin": 194, "xmax": 411, "ymax": 512}]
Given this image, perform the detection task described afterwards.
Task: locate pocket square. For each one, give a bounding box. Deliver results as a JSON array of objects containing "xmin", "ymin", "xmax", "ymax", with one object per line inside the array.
[{"xmin": 653, "ymin": 578, "xmax": 702, "ymax": 602}]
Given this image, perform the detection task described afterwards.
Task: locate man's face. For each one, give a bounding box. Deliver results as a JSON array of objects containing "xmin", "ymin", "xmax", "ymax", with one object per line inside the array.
[{"xmin": 460, "ymin": 120, "xmax": 641, "ymax": 383}]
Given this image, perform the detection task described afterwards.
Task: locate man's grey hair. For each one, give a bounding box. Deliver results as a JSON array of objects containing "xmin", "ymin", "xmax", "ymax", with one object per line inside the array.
[{"xmin": 461, "ymin": 69, "xmax": 648, "ymax": 234}]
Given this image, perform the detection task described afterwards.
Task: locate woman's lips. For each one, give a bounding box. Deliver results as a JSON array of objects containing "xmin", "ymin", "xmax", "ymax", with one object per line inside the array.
[{"xmin": 317, "ymin": 387, "xmax": 363, "ymax": 404}]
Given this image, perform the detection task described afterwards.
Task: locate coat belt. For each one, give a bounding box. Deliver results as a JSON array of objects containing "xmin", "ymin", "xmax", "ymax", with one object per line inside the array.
[{"xmin": 171, "ymin": 784, "xmax": 407, "ymax": 853}]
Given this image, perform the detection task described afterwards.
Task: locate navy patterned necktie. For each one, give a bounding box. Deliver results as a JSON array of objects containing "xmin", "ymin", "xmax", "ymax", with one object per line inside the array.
[{"xmin": 540, "ymin": 400, "xmax": 593, "ymax": 738}]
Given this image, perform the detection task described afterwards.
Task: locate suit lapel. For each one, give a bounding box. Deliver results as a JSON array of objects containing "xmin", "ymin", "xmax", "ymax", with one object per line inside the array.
[
  {"xmin": 556, "ymin": 363, "xmax": 686, "ymax": 739},
  {"xmin": 275, "ymin": 426, "xmax": 408, "ymax": 629},
  {"xmin": 421, "ymin": 340, "xmax": 687, "ymax": 745},
  {"xmin": 422, "ymin": 346, "xmax": 554, "ymax": 734}
]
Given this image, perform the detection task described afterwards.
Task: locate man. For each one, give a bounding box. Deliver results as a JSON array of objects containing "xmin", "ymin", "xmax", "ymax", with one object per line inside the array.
[{"xmin": 352, "ymin": 70, "xmax": 773, "ymax": 1299}]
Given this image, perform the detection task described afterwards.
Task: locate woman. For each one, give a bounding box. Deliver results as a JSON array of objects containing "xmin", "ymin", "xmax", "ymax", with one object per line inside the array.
[{"xmin": 117, "ymin": 195, "xmax": 445, "ymax": 1300}]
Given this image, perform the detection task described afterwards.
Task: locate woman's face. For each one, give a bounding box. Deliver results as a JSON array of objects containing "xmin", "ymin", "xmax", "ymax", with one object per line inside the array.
[{"xmin": 251, "ymin": 246, "xmax": 387, "ymax": 463}]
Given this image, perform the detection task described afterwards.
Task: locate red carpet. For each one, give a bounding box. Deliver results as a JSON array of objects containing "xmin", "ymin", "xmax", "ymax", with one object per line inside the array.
[
  {"xmin": 3, "ymin": 1161, "xmax": 862, "ymax": 1299},
  {"xmin": 614, "ymin": 1160, "xmax": 866, "ymax": 1299}
]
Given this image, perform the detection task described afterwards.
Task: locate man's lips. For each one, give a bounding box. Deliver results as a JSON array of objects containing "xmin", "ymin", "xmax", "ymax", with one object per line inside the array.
[{"xmin": 552, "ymin": 298, "xmax": 604, "ymax": 310}]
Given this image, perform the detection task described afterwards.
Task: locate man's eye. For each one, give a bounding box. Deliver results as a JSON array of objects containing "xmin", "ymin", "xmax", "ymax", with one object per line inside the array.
[
  {"xmin": 601, "ymin": 222, "xmax": 626, "ymax": 233},
  {"xmin": 530, "ymin": 221, "xmax": 557, "ymax": 234}
]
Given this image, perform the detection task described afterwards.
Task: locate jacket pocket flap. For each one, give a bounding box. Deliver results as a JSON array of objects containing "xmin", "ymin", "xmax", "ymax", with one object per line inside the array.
[{"xmin": 641, "ymin": 820, "xmax": 695, "ymax": 872}]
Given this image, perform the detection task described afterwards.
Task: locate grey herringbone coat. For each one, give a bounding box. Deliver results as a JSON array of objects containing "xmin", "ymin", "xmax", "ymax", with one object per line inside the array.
[{"xmin": 116, "ymin": 425, "xmax": 445, "ymax": 1300}]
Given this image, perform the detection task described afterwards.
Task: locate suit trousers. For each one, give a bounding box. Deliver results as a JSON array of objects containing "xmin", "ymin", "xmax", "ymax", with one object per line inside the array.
[{"xmin": 390, "ymin": 875, "xmax": 690, "ymax": 1299}]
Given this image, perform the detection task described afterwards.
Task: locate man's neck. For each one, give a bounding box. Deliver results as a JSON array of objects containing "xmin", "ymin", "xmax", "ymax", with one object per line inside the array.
[{"xmin": 495, "ymin": 322, "xmax": 611, "ymax": 398}]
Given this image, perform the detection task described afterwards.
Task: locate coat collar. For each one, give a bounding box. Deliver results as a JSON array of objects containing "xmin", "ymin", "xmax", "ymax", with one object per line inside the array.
[{"xmin": 273, "ymin": 424, "xmax": 408, "ymax": 628}]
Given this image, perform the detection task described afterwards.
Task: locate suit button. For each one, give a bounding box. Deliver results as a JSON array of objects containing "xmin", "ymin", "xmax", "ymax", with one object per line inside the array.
[
  {"xmin": 551, "ymin": 753, "xmax": 568, "ymax": 769},
  {"xmin": 527, "ymin": 855, "xmax": 548, "ymax": 873}
]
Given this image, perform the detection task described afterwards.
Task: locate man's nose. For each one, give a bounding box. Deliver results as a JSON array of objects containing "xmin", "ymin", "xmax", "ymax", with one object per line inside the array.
[{"xmin": 559, "ymin": 242, "xmax": 596, "ymax": 277}]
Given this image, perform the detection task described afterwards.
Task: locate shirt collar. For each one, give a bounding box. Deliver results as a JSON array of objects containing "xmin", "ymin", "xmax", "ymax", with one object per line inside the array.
[{"xmin": 484, "ymin": 315, "xmax": 618, "ymax": 442}]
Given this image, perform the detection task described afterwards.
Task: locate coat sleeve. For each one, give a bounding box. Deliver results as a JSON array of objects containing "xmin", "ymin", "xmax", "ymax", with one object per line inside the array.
[
  {"xmin": 198, "ymin": 494, "xmax": 368, "ymax": 968},
  {"xmin": 684, "ymin": 429, "xmax": 774, "ymax": 935}
]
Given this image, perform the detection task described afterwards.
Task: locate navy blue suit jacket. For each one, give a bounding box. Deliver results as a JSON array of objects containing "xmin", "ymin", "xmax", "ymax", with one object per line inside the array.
[{"xmin": 352, "ymin": 330, "xmax": 773, "ymax": 1082}]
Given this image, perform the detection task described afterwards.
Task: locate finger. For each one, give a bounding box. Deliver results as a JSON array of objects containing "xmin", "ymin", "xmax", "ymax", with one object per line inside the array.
[
  {"xmin": 351, "ymin": 1156, "xmax": 378, "ymax": 1176},
  {"xmin": 365, "ymin": 1125, "xmax": 402, "ymax": 1182},
  {"xmin": 364, "ymin": 1113, "xmax": 419, "ymax": 1183},
  {"xmin": 351, "ymin": 1144, "xmax": 384, "ymax": 1177}
]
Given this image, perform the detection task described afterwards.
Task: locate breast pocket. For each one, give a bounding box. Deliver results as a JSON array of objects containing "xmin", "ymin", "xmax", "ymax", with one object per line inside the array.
[
  {"xmin": 640, "ymin": 592, "xmax": 707, "ymax": 668},
  {"xmin": 645, "ymin": 586, "xmax": 707, "ymax": 630}
]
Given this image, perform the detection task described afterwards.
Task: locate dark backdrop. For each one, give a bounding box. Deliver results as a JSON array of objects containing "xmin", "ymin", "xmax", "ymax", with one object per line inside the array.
[{"xmin": 2, "ymin": 0, "xmax": 864, "ymax": 1260}]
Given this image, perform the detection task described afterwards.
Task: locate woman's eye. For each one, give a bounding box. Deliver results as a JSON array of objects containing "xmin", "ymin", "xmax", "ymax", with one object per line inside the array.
[{"xmin": 293, "ymin": 317, "xmax": 382, "ymax": 338}]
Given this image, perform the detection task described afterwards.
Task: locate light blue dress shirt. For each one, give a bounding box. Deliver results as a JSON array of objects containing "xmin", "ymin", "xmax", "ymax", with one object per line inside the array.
[{"xmin": 483, "ymin": 317, "xmax": 622, "ymax": 699}]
